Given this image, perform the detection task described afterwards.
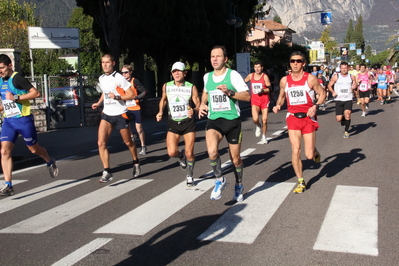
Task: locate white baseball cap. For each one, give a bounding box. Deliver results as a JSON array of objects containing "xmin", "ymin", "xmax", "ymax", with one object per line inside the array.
[
  {"xmin": 335, "ymin": 67, "xmax": 340, "ymax": 72},
  {"xmin": 171, "ymin": 62, "xmax": 185, "ymax": 71}
]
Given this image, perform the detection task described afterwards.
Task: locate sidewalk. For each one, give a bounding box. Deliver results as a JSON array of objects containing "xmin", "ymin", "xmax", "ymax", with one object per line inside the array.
[{"xmin": 10, "ymin": 115, "xmax": 166, "ymax": 171}]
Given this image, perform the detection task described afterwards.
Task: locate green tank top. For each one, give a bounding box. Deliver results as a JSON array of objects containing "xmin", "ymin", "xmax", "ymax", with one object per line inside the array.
[
  {"xmin": 205, "ymin": 69, "xmax": 239, "ymax": 120},
  {"xmin": 166, "ymin": 80, "xmax": 193, "ymax": 121}
]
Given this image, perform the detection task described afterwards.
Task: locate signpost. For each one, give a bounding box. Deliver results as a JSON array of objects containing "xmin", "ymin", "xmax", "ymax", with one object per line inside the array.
[{"xmin": 321, "ymin": 12, "xmax": 332, "ymax": 25}]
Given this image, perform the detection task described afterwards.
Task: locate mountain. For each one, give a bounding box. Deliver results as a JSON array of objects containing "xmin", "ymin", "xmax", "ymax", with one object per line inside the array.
[
  {"xmin": 21, "ymin": 0, "xmax": 397, "ymax": 53},
  {"xmin": 265, "ymin": 0, "xmax": 398, "ymax": 53}
]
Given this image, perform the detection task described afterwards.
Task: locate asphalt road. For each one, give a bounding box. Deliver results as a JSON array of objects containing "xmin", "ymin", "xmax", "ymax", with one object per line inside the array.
[{"xmin": 0, "ymin": 96, "xmax": 398, "ymax": 266}]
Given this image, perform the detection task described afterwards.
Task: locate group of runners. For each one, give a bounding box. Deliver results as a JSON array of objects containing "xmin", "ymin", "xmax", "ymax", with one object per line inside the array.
[{"xmin": 1, "ymin": 48, "xmax": 397, "ymax": 201}]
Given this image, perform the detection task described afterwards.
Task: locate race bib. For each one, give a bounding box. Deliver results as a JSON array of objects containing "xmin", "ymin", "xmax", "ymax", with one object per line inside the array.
[
  {"xmin": 210, "ymin": 90, "xmax": 231, "ymax": 112},
  {"xmin": 126, "ymin": 99, "xmax": 137, "ymax": 107},
  {"xmin": 170, "ymin": 101, "xmax": 188, "ymax": 120},
  {"xmin": 251, "ymin": 83, "xmax": 262, "ymax": 94},
  {"xmin": 3, "ymin": 99, "xmax": 21, "ymax": 117},
  {"xmin": 288, "ymin": 86, "xmax": 307, "ymax": 105},
  {"xmin": 104, "ymin": 92, "xmax": 118, "ymax": 105},
  {"xmin": 359, "ymin": 83, "xmax": 368, "ymax": 92},
  {"xmin": 379, "ymin": 80, "xmax": 386, "ymax": 86}
]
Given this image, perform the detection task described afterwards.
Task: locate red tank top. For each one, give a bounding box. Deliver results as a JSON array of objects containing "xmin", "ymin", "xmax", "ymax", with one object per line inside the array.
[{"xmin": 285, "ymin": 73, "xmax": 315, "ymax": 113}]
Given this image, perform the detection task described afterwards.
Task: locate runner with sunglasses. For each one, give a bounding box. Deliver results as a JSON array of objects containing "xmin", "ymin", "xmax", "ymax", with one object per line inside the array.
[{"xmin": 273, "ymin": 51, "xmax": 325, "ymax": 194}]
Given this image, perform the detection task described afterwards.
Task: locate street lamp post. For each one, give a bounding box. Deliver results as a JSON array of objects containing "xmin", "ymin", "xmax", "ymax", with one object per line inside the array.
[
  {"xmin": 226, "ymin": 3, "xmax": 243, "ymax": 68},
  {"xmin": 287, "ymin": 10, "xmax": 331, "ymax": 28}
]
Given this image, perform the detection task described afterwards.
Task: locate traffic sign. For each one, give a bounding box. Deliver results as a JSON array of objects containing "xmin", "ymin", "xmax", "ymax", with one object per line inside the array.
[
  {"xmin": 321, "ymin": 12, "xmax": 332, "ymax": 25},
  {"xmin": 349, "ymin": 43, "xmax": 356, "ymax": 50}
]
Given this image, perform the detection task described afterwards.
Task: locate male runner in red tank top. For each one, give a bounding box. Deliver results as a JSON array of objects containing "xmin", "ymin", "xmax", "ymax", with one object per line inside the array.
[
  {"xmin": 273, "ymin": 51, "xmax": 326, "ymax": 194},
  {"xmin": 244, "ymin": 61, "xmax": 272, "ymax": 144}
]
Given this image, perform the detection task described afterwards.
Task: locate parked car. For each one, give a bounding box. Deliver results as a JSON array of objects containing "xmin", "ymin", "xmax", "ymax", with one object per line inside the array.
[{"xmin": 49, "ymin": 85, "xmax": 101, "ymax": 106}]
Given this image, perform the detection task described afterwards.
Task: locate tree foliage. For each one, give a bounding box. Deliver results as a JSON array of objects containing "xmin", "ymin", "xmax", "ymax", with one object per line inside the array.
[
  {"xmin": 273, "ymin": 15, "xmax": 282, "ymax": 24},
  {"xmin": 319, "ymin": 26, "xmax": 339, "ymax": 57},
  {"xmin": 344, "ymin": 19, "xmax": 354, "ymax": 44},
  {"xmin": 249, "ymin": 42, "xmax": 308, "ymax": 75},
  {"xmin": 67, "ymin": 7, "xmax": 101, "ymax": 74},
  {"xmin": 76, "ymin": 0, "xmax": 258, "ymax": 95}
]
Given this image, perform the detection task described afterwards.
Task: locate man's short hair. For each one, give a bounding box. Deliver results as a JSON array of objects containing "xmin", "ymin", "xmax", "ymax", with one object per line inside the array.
[
  {"xmin": 289, "ymin": 51, "xmax": 306, "ymax": 63},
  {"xmin": 212, "ymin": 45, "xmax": 228, "ymax": 58},
  {"xmin": 0, "ymin": 54, "xmax": 12, "ymax": 65},
  {"xmin": 253, "ymin": 60, "xmax": 263, "ymax": 67},
  {"xmin": 102, "ymin": 53, "xmax": 115, "ymax": 62}
]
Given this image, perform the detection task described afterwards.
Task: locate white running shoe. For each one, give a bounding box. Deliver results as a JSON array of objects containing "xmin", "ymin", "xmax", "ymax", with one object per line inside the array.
[
  {"xmin": 255, "ymin": 125, "xmax": 261, "ymax": 137},
  {"xmin": 133, "ymin": 163, "xmax": 141, "ymax": 178},
  {"xmin": 186, "ymin": 176, "xmax": 195, "ymax": 187},
  {"xmin": 210, "ymin": 177, "xmax": 226, "ymax": 200},
  {"xmin": 99, "ymin": 171, "xmax": 113, "ymax": 183},
  {"xmin": 361, "ymin": 111, "xmax": 366, "ymax": 117},
  {"xmin": 48, "ymin": 158, "xmax": 59, "ymax": 178},
  {"xmin": 260, "ymin": 137, "xmax": 268, "ymax": 144}
]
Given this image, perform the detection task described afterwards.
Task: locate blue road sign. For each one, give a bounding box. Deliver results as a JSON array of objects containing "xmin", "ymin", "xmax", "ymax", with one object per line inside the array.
[{"xmin": 321, "ymin": 12, "xmax": 332, "ymax": 25}]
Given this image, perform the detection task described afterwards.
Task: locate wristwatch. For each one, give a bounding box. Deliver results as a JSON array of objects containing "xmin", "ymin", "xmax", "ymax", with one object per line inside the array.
[
  {"xmin": 314, "ymin": 104, "xmax": 320, "ymax": 110},
  {"xmin": 228, "ymin": 90, "xmax": 235, "ymax": 97},
  {"xmin": 13, "ymin": 94, "xmax": 19, "ymax": 101}
]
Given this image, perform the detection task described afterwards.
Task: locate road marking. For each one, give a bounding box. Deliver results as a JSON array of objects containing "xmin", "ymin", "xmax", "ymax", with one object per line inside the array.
[
  {"xmin": 152, "ymin": 131, "xmax": 165, "ymax": 136},
  {"xmin": 51, "ymin": 238, "xmax": 113, "ymax": 266},
  {"xmin": 0, "ymin": 180, "xmax": 89, "ymax": 215},
  {"xmin": 256, "ymin": 138, "xmax": 272, "ymax": 144},
  {"xmin": 94, "ymin": 178, "xmax": 215, "ymax": 235},
  {"xmin": 0, "ymin": 179, "xmax": 152, "ymax": 234},
  {"xmin": 201, "ymin": 148, "xmax": 256, "ymax": 178},
  {"xmin": 313, "ymin": 185, "xmax": 378, "ymax": 256},
  {"xmin": 198, "ymin": 182, "xmax": 295, "ymax": 244},
  {"xmin": 272, "ymin": 130, "xmax": 285, "ymax": 136},
  {"xmin": 10, "ymin": 180, "xmax": 28, "ymax": 185}
]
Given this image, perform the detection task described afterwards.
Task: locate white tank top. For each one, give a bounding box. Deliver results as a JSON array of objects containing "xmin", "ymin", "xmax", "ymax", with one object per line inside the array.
[{"xmin": 334, "ymin": 73, "xmax": 353, "ymax": 101}]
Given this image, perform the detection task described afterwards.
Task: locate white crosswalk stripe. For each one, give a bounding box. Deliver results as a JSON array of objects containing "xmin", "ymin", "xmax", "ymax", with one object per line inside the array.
[
  {"xmin": 313, "ymin": 185, "xmax": 378, "ymax": 256},
  {"xmin": 0, "ymin": 179, "xmax": 152, "ymax": 234},
  {"xmin": 198, "ymin": 182, "xmax": 295, "ymax": 244},
  {"xmin": 95, "ymin": 178, "xmax": 215, "ymax": 235},
  {"xmin": 0, "ymin": 180, "xmax": 88, "ymax": 215},
  {"xmin": 51, "ymin": 238, "xmax": 113, "ymax": 266}
]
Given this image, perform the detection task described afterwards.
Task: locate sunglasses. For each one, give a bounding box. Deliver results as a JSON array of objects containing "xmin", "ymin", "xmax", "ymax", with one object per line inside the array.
[
  {"xmin": 121, "ymin": 71, "xmax": 129, "ymax": 74},
  {"xmin": 290, "ymin": 59, "xmax": 304, "ymax": 63}
]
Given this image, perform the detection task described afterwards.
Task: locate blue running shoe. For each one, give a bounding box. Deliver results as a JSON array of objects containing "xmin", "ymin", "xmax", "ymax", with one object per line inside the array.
[
  {"xmin": 233, "ymin": 185, "xmax": 244, "ymax": 202},
  {"xmin": 210, "ymin": 177, "xmax": 226, "ymax": 200}
]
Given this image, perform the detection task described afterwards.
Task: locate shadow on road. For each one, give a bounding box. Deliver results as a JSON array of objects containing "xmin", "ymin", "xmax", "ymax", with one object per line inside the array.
[
  {"xmin": 116, "ymin": 205, "xmax": 246, "ymax": 266},
  {"xmin": 307, "ymin": 148, "xmax": 366, "ymax": 189}
]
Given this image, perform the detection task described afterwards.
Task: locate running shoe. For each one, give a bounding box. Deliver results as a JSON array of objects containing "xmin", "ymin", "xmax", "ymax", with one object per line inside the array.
[
  {"xmin": 361, "ymin": 111, "xmax": 366, "ymax": 117},
  {"xmin": 233, "ymin": 185, "xmax": 244, "ymax": 202},
  {"xmin": 99, "ymin": 171, "xmax": 113, "ymax": 183},
  {"xmin": 365, "ymin": 104, "xmax": 369, "ymax": 109},
  {"xmin": 48, "ymin": 158, "xmax": 59, "ymax": 178},
  {"xmin": 260, "ymin": 137, "xmax": 268, "ymax": 144},
  {"xmin": 133, "ymin": 163, "xmax": 141, "ymax": 178},
  {"xmin": 186, "ymin": 176, "xmax": 195, "ymax": 187},
  {"xmin": 139, "ymin": 146, "xmax": 147, "ymax": 156},
  {"xmin": 293, "ymin": 180, "xmax": 306, "ymax": 194},
  {"xmin": 394, "ymin": 89, "xmax": 399, "ymax": 96},
  {"xmin": 387, "ymin": 97, "xmax": 391, "ymax": 101},
  {"xmin": 210, "ymin": 177, "xmax": 226, "ymax": 200},
  {"xmin": 0, "ymin": 184, "xmax": 14, "ymax": 196},
  {"xmin": 179, "ymin": 150, "xmax": 187, "ymax": 171},
  {"xmin": 255, "ymin": 125, "xmax": 261, "ymax": 137},
  {"xmin": 356, "ymin": 100, "xmax": 361, "ymax": 105},
  {"xmin": 380, "ymin": 101, "xmax": 384, "ymax": 105},
  {"xmin": 343, "ymin": 131, "xmax": 350, "ymax": 139},
  {"xmin": 313, "ymin": 151, "xmax": 321, "ymax": 163}
]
